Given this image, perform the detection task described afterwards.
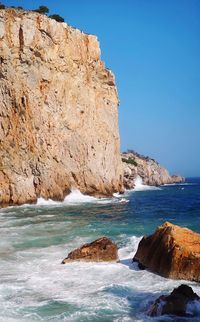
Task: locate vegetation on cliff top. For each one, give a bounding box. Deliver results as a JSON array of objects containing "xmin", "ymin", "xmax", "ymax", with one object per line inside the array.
[
  {"xmin": 122, "ymin": 157, "xmax": 138, "ymax": 167},
  {"xmin": 0, "ymin": 2, "xmax": 65, "ymax": 22},
  {"xmin": 123, "ymin": 149, "xmax": 158, "ymax": 164},
  {"xmin": 0, "ymin": 2, "xmax": 5, "ymax": 9}
]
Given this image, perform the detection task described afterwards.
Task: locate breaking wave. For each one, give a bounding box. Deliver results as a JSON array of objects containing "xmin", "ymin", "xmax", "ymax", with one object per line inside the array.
[
  {"xmin": 37, "ymin": 189, "xmax": 98, "ymax": 206},
  {"xmin": 133, "ymin": 176, "xmax": 161, "ymax": 191},
  {"xmin": 36, "ymin": 189, "xmax": 124, "ymax": 207}
]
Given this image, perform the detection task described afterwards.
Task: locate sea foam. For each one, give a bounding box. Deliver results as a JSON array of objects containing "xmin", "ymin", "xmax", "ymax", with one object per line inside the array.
[
  {"xmin": 133, "ymin": 176, "xmax": 161, "ymax": 191},
  {"xmin": 36, "ymin": 189, "xmax": 119, "ymax": 207},
  {"xmin": 36, "ymin": 188, "xmax": 97, "ymax": 206}
]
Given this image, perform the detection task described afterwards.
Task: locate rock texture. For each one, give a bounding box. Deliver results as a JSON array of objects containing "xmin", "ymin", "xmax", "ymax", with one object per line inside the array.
[
  {"xmin": 133, "ymin": 222, "xmax": 200, "ymax": 282},
  {"xmin": 148, "ymin": 284, "xmax": 200, "ymax": 317},
  {"xmin": 62, "ymin": 237, "xmax": 118, "ymax": 263},
  {"xmin": 0, "ymin": 9, "xmax": 123, "ymax": 206},
  {"xmin": 122, "ymin": 151, "xmax": 184, "ymax": 189}
]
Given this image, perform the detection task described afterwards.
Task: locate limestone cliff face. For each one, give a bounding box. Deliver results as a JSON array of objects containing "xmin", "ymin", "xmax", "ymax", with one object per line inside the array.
[
  {"xmin": 0, "ymin": 9, "xmax": 123, "ymax": 206},
  {"xmin": 122, "ymin": 151, "xmax": 184, "ymax": 189}
]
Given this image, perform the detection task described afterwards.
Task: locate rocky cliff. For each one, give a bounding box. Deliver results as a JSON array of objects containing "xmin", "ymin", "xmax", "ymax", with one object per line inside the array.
[
  {"xmin": 122, "ymin": 151, "xmax": 184, "ymax": 189},
  {"xmin": 0, "ymin": 9, "xmax": 123, "ymax": 206}
]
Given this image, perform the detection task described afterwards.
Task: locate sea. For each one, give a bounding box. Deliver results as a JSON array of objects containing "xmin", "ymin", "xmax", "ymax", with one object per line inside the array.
[{"xmin": 0, "ymin": 177, "xmax": 200, "ymax": 322}]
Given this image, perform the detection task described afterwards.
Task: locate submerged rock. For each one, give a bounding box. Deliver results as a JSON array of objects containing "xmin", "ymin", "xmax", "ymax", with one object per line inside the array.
[
  {"xmin": 62, "ymin": 237, "xmax": 118, "ymax": 263},
  {"xmin": 0, "ymin": 9, "xmax": 123, "ymax": 206},
  {"xmin": 133, "ymin": 222, "xmax": 200, "ymax": 282},
  {"xmin": 122, "ymin": 151, "xmax": 184, "ymax": 189},
  {"xmin": 148, "ymin": 284, "xmax": 200, "ymax": 317}
]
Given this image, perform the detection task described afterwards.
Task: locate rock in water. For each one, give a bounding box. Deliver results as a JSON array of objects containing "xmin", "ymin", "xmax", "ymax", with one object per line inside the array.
[
  {"xmin": 62, "ymin": 237, "xmax": 118, "ymax": 263},
  {"xmin": 148, "ymin": 284, "xmax": 200, "ymax": 317},
  {"xmin": 133, "ymin": 222, "xmax": 200, "ymax": 282},
  {"xmin": 0, "ymin": 9, "xmax": 123, "ymax": 206}
]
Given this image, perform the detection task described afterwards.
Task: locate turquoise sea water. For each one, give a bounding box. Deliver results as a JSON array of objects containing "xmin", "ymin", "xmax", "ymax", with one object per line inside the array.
[{"xmin": 0, "ymin": 178, "xmax": 200, "ymax": 321}]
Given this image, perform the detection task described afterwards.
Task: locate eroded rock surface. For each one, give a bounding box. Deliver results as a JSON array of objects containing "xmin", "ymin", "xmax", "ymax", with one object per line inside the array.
[
  {"xmin": 0, "ymin": 9, "xmax": 123, "ymax": 206},
  {"xmin": 62, "ymin": 237, "xmax": 118, "ymax": 263},
  {"xmin": 133, "ymin": 222, "xmax": 200, "ymax": 282},
  {"xmin": 122, "ymin": 151, "xmax": 184, "ymax": 189},
  {"xmin": 148, "ymin": 284, "xmax": 200, "ymax": 317}
]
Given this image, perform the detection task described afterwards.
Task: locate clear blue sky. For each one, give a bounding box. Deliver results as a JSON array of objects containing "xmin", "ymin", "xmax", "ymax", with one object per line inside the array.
[{"xmin": 3, "ymin": 0, "xmax": 200, "ymax": 177}]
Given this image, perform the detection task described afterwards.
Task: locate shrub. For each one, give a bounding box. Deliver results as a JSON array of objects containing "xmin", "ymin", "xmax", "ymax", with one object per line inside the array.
[
  {"xmin": 49, "ymin": 14, "xmax": 64, "ymax": 22},
  {"xmin": 34, "ymin": 5, "xmax": 49, "ymax": 14},
  {"xmin": 122, "ymin": 157, "xmax": 138, "ymax": 166},
  {"xmin": 0, "ymin": 3, "xmax": 23, "ymax": 10},
  {"xmin": 0, "ymin": 2, "xmax": 5, "ymax": 9}
]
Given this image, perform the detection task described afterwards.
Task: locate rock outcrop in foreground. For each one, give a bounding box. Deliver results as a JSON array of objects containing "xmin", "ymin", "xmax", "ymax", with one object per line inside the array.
[
  {"xmin": 62, "ymin": 237, "xmax": 118, "ymax": 263},
  {"xmin": 122, "ymin": 151, "xmax": 184, "ymax": 189},
  {"xmin": 0, "ymin": 9, "xmax": 123, "ymax": 206},
  {"xmin": 133, "ymin": 222, "xmax": 200, "ymax": 282},
  {"xmin": 148, "ymin": 284, "xmax": 200, "ymax": 317}
]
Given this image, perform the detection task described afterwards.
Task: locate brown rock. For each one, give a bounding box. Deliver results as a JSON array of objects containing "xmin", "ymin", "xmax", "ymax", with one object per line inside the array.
[
  {"xmin": 62, "ymin": 237, "xmax": 118, "ymax": 263},
  {"xmin": 133, "ymin": 222, "xmax": 200, "ymax": 282},
  {"xmin": 0, "ymin": 9, "xmax": 123, "ymax": 206},
  {"xmin": 148, "ymin": 284, "xmax": 200, "ymax": 317}
]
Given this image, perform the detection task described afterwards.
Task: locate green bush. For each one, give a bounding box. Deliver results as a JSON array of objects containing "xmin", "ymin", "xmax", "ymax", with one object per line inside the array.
[
  {"xmin": 122, "ymin": 157, "xmax": 138, "ymax": 166},
  {"xmin": 34, "ymin": 5, "xmax": 49, "ymax": 14},
  {"xmin": 0, "ymin": 3, "xmax": 65, "ymax": 24},
  {"xmin": 49, "ymin": 14, "xmax": 64, "ymax": 22},
  {"xmin": 0, "ymin": 2, "xmax": 5, "ymax": 9}
]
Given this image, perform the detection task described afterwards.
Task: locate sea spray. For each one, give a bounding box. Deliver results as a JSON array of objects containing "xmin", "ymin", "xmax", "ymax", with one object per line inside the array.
[
  {"xmin": 134, "ymin": 176, "xmax": 161, "ymax": 191},
  {"xmin": 36, "ymin": 189, "xmax": 118, "ymax": 207}
]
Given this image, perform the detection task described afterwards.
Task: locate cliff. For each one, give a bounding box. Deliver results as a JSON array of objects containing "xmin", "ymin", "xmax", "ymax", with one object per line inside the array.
[
  {"xmin": 0, "ymin": 9, "xmax": 123, "ymax": 206},
  {"xmin": 122, "ymin": 151, "xmax": 184, "ymax": 189}
]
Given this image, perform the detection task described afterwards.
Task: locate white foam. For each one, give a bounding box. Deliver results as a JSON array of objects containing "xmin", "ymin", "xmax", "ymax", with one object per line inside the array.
[
  {"xmin": 133, "ymin": 176, "xmax": 161, "ymax": 191},
  {"xmin": 119, "ymin": 236, "xmax": 142, "ymax": 260},
  {"xmin": 35, "ymin": 189, "xmax": 114, "ymax": 206},
  {"xmin": 36, "ymin": 197, "xmax": 60, "ymax": 206},
  {"xmin": 113, "ymin": 192, "xmax": 123, "ymax": 198},
  {"xmin": 35, "ymin": 189, "xmax": 128, "ymax": 207},
  {"xmin": 63, "ymin": 188, "xmax": 98, "ymax": 204}
]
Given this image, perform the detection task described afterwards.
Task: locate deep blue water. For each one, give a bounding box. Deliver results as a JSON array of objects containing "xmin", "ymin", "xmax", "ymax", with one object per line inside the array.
[{"xmin": 0, "ymin": 178, "xmax": 199, "ymax": 321}]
